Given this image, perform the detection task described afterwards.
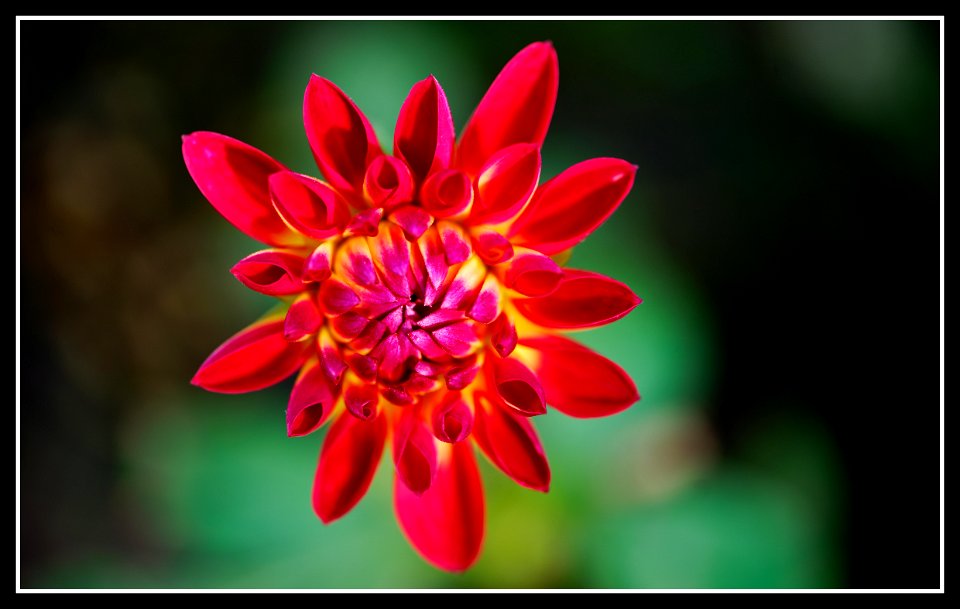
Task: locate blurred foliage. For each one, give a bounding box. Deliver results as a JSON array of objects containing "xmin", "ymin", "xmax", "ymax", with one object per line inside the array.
[{"xmin": 19, "ymin": 19, "xmax": 938, "ymax": 589}]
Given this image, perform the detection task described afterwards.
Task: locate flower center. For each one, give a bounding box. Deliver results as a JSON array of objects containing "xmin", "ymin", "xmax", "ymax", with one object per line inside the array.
[{"xmin": 320, "ymin": 221, "xmax": 490, "ymax": 405}]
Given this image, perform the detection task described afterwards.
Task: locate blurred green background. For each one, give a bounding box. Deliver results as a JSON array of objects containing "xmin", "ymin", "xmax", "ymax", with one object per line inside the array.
[{"xmin": 19, "ymin": 20, "xmax": 939, "ymax": 588}]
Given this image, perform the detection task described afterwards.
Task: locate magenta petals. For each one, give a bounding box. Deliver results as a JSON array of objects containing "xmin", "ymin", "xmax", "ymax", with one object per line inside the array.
[
  {"xmin": 509, "ymin": 158, "xmax": 637, "ymax": 255},
  {"xmin": 182, "ymin": 132, "xmax": 303, "ymax": 247},
  {"xmin": 457, "ymin": 41, "xmax": 559, "ymax": 176},
  {"xmin": 513, "ymin": 269, "xmax": 642, "ymax": 329},
  {"xmin": 522, "ymin": 335, "xmax": 639, "ymax": 418}
]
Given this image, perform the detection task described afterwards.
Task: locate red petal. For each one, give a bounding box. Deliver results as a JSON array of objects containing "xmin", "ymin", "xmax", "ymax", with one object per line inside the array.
[
  {"xmin": 283, "ymin": 293, "xmax": 321, "ymax": 341},
  {"xmin": 330, "ymin": 311, "xmax": 369, "ymax": 342},
  {"xmin": 182, "ymin": 132, "xmax": 301, "ymax": 247},
  {"xmin": 287, "ymin": 356, "xmax": 338, "ymax": 437},
  {"xmin": 318, "ymin": 277, "xmax": 361, "ymax": 315},
  {"xmin": 394, "ymin": 441, "xmax": 485, "ymax": 572},
  {"xmin": 363, "ymin": 155, "xmax": 414, "ymax": 209},
  {"xmin": 457, "ymin": 42, "xmax": 559, "ymax": 176},
  {"xmin": 514, "ymin": 269, "xmax": 641, "ymax": 329},
  {"xmin": 432, "ymin": 392, "xmax": 473, "ymax": 443},
  {"xmin": 345, "ymin": 350, "xmax": 379, "ymax": 382},
  {"xmin": 499, "ymin": 247, "xmax": 562, "ymax": 297},
  {"xmin": 312, "ymin": 412, "xmax": 387, "ymax": 523},
  {"xmin": 381, "ymin": 383, "xmax": 415, "ymax": 406},
  {"xmin": 469, "ymin": 143, "xmax": 541, "ymax": 225},
  {"xmin": 489, "ymin": 313, "xmax": 518, "ymax": 358},
  {"xmin": 389, "ymin": 205, "xmax": 433, "ymax": 241},
  {"xmin": 303, "ymin": 75, "xmax": 382, "ymax": 199},
  {"xmin": 349, "ymin": 319, "xmax": 387, "ymax": 354},
  {"xmin": 394, "ymin": 75, "xmax": 455, "ymax": 183},
  {"xmin": 230, "ymin": 249, "xmax": 306, "ymax": 296},
  {"xmin": 445, "ymin": 357, "xmax": 480, "ymax": 391},
  {"xmin": 420, "ymin": 170, "xmax": 473, "ymax": 219},
  {"xmin": 191, "ymin": 316, "xmax": 310, "ymax": 394},
  {"xmin": 509, "ymin": 158, "xmax": 637, "ymax": 255},
  {"xmin": 494, "ymin": 356, "xmax": 546, "ymax": 416},
  {"xmin": 471, "ymin": 229, "xmax": 514, "ymax": 265},
  {"xmin": 344, "ymin": 381, "xmax": 380, "ymax": 421},
  {"xmin": 343, "ymin": 207, "xmax": 384, "ymax": 238},
  {"xmin": 472, "ymin": 392, "xmax": 550, "ymax": 492},
  {"xmin": 317, "ymin": 328, "xmax": 347, "ymax": 384},
  {"xmin": 521, "ymin": 335, "xmax": 639, "ymax": 418},
  {"xmin": 269, "ymin": 171, "xmax": 350, "ymax": 241},
  {"xmin": 393, "ymin": 412, "xmax": 439, "ymax": 495}
]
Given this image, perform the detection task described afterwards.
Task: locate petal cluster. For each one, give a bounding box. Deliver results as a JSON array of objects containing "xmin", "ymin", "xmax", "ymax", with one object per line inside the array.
[{"xmin": 184, "ymin": 41, "xmax": 642, "ymax": 571}]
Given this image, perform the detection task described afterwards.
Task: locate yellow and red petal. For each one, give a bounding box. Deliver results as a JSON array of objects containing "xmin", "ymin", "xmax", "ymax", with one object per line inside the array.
[
  {"xmin": 269, "ymin": 171, "xmax": 350, "ymax": 240},
  {"xmin": 230, "ymin": 249, "xmax": 306, "ymax": 296},
  {"xmin": 467, "ymin": 273, "xmax": 503, "ymax": 324},
  {"xmin": 394, "ymin": 75, "xmax": 455, "ymax": 183},
  {"xmin": 344, "ymin": 381, "xmax": 380, "ymax": 421},
  {"xmin": 498, "ymin": 247, "xmax": 562, "ymax": 297},
  {"xmin": 394, "ymin": 441, "xmax": 485, "ymax": 572},
  {"xmin": 436, "ymin": 220, "xmax": 472, "ymax": 266},
  {"xmin": 303, "ymin": 75, "xmax": 382, "ymax": 200},
  {"xmin": 363, "ymin": 155, "xmax": 415, "ymax": 209},
  {"xmin": 472, "ymin": 392, "xmax": 550, "ymax": 492},
  {"xmin": 489, "ymin": 313, "xmax": 518, "ymax": 358},
  {"xmin": 471, "ymin": 229, "xmax": 514, "ymax": 265},
  {"xmin": 287, "ymin": 355, "xmax": 339, "ymax": 437},
  {"xmin": 457, "ymin": 41, "xmax": 558, "ymax": 176},
  {"xmin": 312, "ymin": 411, "xmax": 388, "ymax": 524},
  {"xmin": 182, "ymin": 132, "xmax": 303, "ymax": 247},
  {"xmin": 304, "ymin": 241, "xmax": 335, "ymax": 283},
  {"xmin": 420, "ymin": 170, "xmax": 473, "ymax": 219},
  {"xmin": 493, "ymin": 356, "xmax": 547, "ymax": 416},
  {"xmin": 469, "ymin": 143, "xmax": 541, "ymax": 226},
  {"xmin": 191, "ymin": 316, "xmax": 310, "ymax": 394},
  {"xmin": 513, "ymin": 269, "xmax": 642, "ymax": 329},
  {"xmin": 432, "ymin": 392, "xmax": 473, "ymax": 443},
  {"xmin": 509, "ymin": 158, "xmax": 637, "ymax": 255},
  {"xmin": 393, "ymin": 411, "xmax": 439, "ymax": 496},
  {"xmin": 520, "ymin": 335, "xmax": 639, "ymax": 418},
  {"xmin": 283, "ymin": 293, "xmax": 322, "ymax": 342}
]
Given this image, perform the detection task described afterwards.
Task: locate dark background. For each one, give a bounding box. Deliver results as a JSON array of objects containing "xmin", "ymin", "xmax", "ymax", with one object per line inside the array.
[{"xmin": 19, "ymin": 20, "xmax": 940, "ymax": 588}]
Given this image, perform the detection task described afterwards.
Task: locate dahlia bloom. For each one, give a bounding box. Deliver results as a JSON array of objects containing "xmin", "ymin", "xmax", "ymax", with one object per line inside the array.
[{"xmin": 184, "ymin": 41, "xmax": 641, "ymax": 571}]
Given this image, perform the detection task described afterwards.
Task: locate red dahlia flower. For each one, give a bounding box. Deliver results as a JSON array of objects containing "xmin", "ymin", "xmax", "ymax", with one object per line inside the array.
[{"xmin": 184, "ymin": 41, "xmax": 642, "ymax": 572}]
